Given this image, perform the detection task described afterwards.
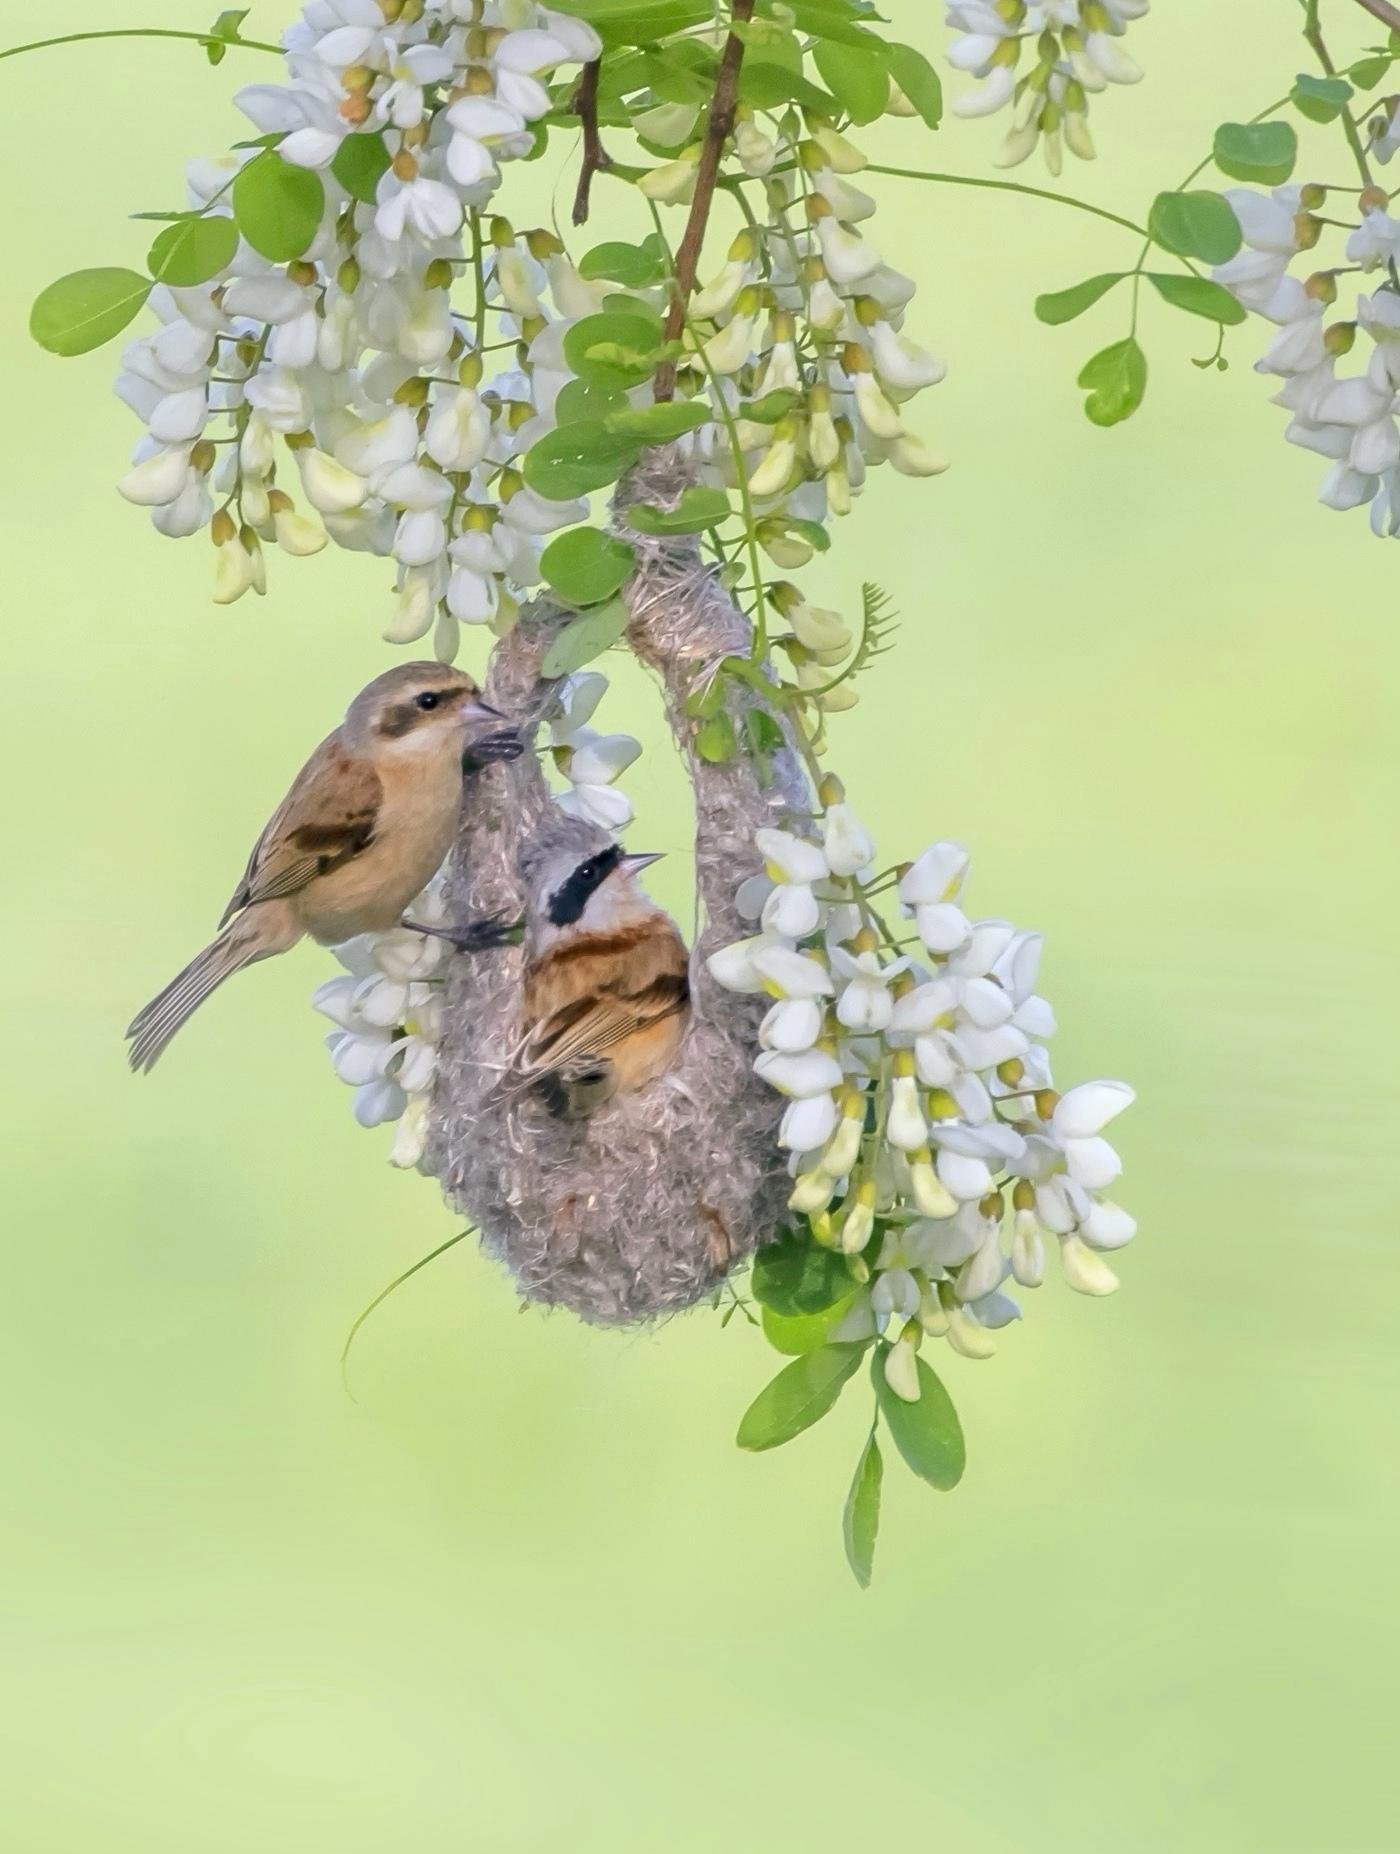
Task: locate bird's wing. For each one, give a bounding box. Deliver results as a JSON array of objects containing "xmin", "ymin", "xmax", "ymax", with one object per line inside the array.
[
  {"xmin": 219, "ymin": 732, "xmax": 383, "ymax": 926},
  {"xmin": 521, "ymin": 964, "xmax": 690, "ymax": 1078}
]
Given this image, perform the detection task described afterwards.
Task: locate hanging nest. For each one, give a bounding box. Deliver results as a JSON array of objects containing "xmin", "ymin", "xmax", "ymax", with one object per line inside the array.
[{"xmin": 426, "ymin": 449, "xmax": 812, "ymax": 1323}]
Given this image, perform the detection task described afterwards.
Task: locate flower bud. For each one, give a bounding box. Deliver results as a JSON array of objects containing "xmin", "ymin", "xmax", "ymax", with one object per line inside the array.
[{"xmin": 883, "ymin": 1328, "xmax": 921, "ymax": 1401}]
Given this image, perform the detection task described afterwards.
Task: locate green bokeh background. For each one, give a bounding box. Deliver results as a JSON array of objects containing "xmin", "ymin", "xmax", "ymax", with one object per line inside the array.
[{"xmin": 4, "ymin": 3, "xmax": 1398, "ymax": 1847}]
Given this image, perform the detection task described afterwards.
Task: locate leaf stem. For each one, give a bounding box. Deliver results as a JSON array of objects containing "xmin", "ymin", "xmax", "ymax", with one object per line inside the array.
[
  {"xmin": 863, "ymin": 162, "xmax": 1153, "ymax": 240},
  {"xmin": 0, "ymin": 28, "xmax": 284, "ymax": 63}
]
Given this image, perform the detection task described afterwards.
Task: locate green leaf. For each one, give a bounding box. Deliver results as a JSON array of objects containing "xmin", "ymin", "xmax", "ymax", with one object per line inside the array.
[
  {"xmin": 523, "ymin": 421, "xmax": 641, "ymax": 499},
  {"xmin": 332, "ymin": 132, "xmax": 392, "ymax": 204},
  {"xmin": 553, "ymin": 379, "xmax": 629, "ymax": 425},
  {"xmin": 1033, "ymin": 272, "xmax": 1126, "ymax": 326},
  {"xmin": 603, "ymin": 399, "xmax": 710, "ymax": 441},
  {"xmin": 1213, "ymin": 119, "xmax": 1298, "ymax": 187},
  {"xmin": 540, "ymin": 597, "xmax": 631, "ymax": 677},
  {"xmin": 736, "ymin": 1344, "xmax": 867, "ymax": 1451},
  {"xmin": 147, "ymin": 215, "xmax": 238, "ymax": 287},
  {"xmin": 1291, "ymin": 71, "xmax": 1353, "ymax": 123},
  {"xmin": 1145, "ymin": 273, "xmax": 1246, "ymax": 326},
  {"xmin": 696, "ymin": 712, "xmax": 738, "ymax": 762},
  {"xmin": 871, "ymin": 1349, "xmax": 965, "ymax": 1490},
  {"xmin": 579, "ymin": 240, "xmax": 666, "ymax": 287},
  {"xmin": 30, "ymin": 268, "xmax": 151, "ymax": 357},
  {"xmin": 745, "ymin": 707, "xmax": 786, "ymax": 754},
  {"xmin": 563, "ymin": 309, "xmax": 664, "ymax": 389},
  {"xmin": 842, "ymin": 1430, "xmax": 883, "ymax": 1587},
  {"xmin": 206, "ymin": 5, "xmax": 250, "ymax": 61},
  {"xmin": 1148, "ymin": 189, "xmax": 1242, "ymax": 264},
  {"xmin": 233, "ymin": 151, "xmax": 325, "ymax": 262},
  {"xmin": 785, "ymin": 0, "xmax": 884, "ymax": 47},
  {"xmin": 752, "ymin": 1228, "xmax": 853, "ymax": 1317},
  {"xmin": 740, "ymin": 389, "xmax": 803, "ymax": 424},
  {"xmin": 627, "ymin": 486, "xmax": 732, "ymax": 534},
  {"xmin": 1348, "ymin": 53, "xmax": 1393, "ymax": 91},
  {"xmin": 812, "ymin": 40, "xmax": 889, "ymax": 125},
  {"xmin": 539, "ymin": 528, "xmax": 636, "ymax": 606},
  {"xmin": 784, "ymin": 517, "xmax": 831, "ymax": 553},
  {"xmin": 1076, "ymin": 336, "xmax": 1147, "ymax": 428},
  {"xmin": 563, "ymin": 0, "xmax": 713, "ymax": 47},
  {"xmin": 880, "ymin": 41, "xmax": 943, "ymax": 129},
  {"xmin": 761, "ymin": 1294, "xmax": 857, "ymax": 1356},
  {"xmin": 739, "ymin": 54, "xmax": 833, "ymax": 113}
]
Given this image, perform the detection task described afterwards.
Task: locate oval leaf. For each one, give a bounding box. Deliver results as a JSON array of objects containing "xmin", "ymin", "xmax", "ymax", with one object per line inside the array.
[
  {"xmin": 523, "ymin": 421, "xmax": 642, "ymax": 499},
  {"xmin": 1291, "ymin": 72, "xmax": 1353, "ymax": 124},
  {"xmin": 881, "ymin": 41, "xmax": 943, "ymax": 129},
  {"xmin": 233, "ymin": 151, "xmax": 325, "ymax": 262},
  {"xmin": 812, "ymin": 40, "xmax": 890, "ymax": 126},
  {"xmin": 603, "ymin": 399, "xmax": 711, "ymax": 440},
  {"xmin": 627, "ymin": 486, "xmax": 731, "ymax": 534},
  {"xmin": 563, "ymin": 309, "xmax": 664, "ymax": 389},
  {"xmin": 1213, "ymin": 119, "xmax": 1298, "ymax": 186},
  {"xmin": 540, "ymin": 597, "xmax": 631, "ymax": 677},
  {"xmin": 332, "ymin": 131, "xmax": 392, "ymax": 204},
  {"xmin": 752, "ymin": 1228, "xmax": 853, "ymax": 1317},
  {"xmin": 761, "ymin": 1295, "xmax": 858, "ymax": 1357},
  {"xmin": 579, "ymin": 240, "xmax": 666, "ymax": 286},
  {"xmin": 1034, "ymin": 272, "xmax": 1126, "ymax": 326},
  {"xmin": 736, "ymin": 1343, "xmax": 867, "ymax": 1452},
  {"xmin": 1146, "ymin": 273, "xmax": 1246, "ymax": 325},
  {"xmin": 871, "ymin": 1350, "xmax": 965, "ymax": 1490},
  {"xmin": 695, "ymin": 712, "xmax": 737, "ymax": 763},
  {"xmin": 843, "ymin": 1430, "xmax": 883, "ymax": 1587},
  {"xmin": 30, "ymin": 268, "xmax": 151, "ymax": 357},
  {"xmin": 1077, "ymin": 336, "xmax": 1147, "ymax": 427},
  {"xmin": 539, "ymin": 527, "xmax": 636, "ymax": 605},
  {"xmin": 148, "ymin": 215, "xmax": 238, "ymax": 287},
  {"xmin": 1148, "ymin": 190, "xmax": 1242, "ymax": 265}
]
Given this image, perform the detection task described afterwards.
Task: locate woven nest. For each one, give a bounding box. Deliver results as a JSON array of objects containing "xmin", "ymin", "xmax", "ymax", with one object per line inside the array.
[{"xmin": 426, "ymin": 449, "xmax": 812, "ymax": 1323}]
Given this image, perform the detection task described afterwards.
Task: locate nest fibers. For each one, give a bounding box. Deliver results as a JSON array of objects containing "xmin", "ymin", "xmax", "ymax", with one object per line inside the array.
[{"xmin": 427, "ymin": 450, "xmax": 812, "ymax": 1323}]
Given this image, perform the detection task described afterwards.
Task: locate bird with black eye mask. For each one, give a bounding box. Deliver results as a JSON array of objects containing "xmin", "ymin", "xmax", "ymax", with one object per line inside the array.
[
  {"xmin": 515, "ymin": 821, "xmax": 691, "ymax": 1120},
  {"xmin": 127, "ymin": 661, "xmax": 523, "ymax": 1073}
]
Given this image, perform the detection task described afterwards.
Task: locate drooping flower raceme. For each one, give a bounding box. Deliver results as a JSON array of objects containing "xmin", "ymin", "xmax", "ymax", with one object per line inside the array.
[
  {"xmin": 944, "ymin": 0, "xmax": 1149, "ymax": 174},
  {"xmin": 710, "ymin": 801, "xmax": 1137, "ymax": 1391},
  {"xmin": 1212, "ymin": 179, "xmax": 1400, "ymax": 537}
]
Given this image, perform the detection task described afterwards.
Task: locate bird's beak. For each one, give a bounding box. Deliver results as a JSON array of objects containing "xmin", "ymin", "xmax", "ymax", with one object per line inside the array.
[
  {"xmin": 621, "ymin": 851, "xmax": 664, "ymax": 874},
  {"xmin": 466, "ymin": 696, "xmax": 505, "ymax": 723}
]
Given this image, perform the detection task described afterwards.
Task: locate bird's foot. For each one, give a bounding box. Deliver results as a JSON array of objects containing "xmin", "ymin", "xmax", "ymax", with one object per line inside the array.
[
  {"xmin": 462, "ymin": 728, "xmax": 524, "ymax": 770},
  {"xmin": 402, "ymin": 914, "xmax": 525, "ymax": 954}
]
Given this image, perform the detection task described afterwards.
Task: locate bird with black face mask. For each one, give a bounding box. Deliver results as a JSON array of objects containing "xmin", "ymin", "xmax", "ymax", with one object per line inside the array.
[
  {"xmin": 127, "ymin": 661, "xmax": 523, "ymax": 1073},
  {"xmin": 516, "ymin": 819, "xmax": 690, "ymax": 1119}
]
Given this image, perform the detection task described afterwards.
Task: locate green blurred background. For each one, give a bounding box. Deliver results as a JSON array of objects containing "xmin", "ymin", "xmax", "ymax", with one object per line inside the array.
[{"xmin": 3, "ymin": 2, "xmax": 1398, "ymax": 1847}]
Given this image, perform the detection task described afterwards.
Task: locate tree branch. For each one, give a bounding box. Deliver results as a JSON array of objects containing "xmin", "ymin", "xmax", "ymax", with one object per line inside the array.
[
  {"xmin": 654, "ymin": 0, "xmax": 756, "ymax": 400},
  {"xmin": 570, "ymin": 59, "xmax": 612, "ymax": 227},
  {"xmin": 1352, "ymin": 0, "xmax": 1400, "ymax": 35}
]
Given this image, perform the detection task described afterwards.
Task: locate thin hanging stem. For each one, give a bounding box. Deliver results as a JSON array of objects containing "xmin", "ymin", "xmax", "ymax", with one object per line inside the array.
[
  {"xmin": 340, "ymin": 1227, "xmax": 476, "ymax": 1398},
  {"xmin": 864, "ymin": 163, "xmax": 1153, "ymax": 240},
  {"xmin": 0, "ymin": 28, "xmax": 284, "ymax": 62}
]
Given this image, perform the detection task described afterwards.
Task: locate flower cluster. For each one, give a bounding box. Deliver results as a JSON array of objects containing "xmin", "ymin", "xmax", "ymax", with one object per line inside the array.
[
  {"xmin": 677, "ymin": 112, "xmax": 949, "ymax": 567},
  {"xmin": 710, "ymin": 797, "xmax": 1136, "ymax": 1393},
  {"xmin": 944, "ymin": 0, "xmax": 1148, "ymax": 173},
  {"xmin": 115, "ymin": 0, "xmax": 610, "ymax": 660},
  {"xmin": 1213, "ymin": 181, "xmax": 1400, "ymax": 536},
  {"xmin": 313, "ymin": 665, "xmax": 640, "ymax": 1154}
]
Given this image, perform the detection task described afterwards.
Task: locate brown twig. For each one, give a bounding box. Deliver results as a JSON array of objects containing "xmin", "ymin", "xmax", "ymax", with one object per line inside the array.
[
  {"xmin": 654, "ymin": 0, "xmax": 756, "ymax": 400},
  {"xmin": 571, "ymin": 59, "xmax": 611, "ymax": 226},
  {"xmin": 1351, "ymin": 0, "xmax": 1400, "ymax": 36}
]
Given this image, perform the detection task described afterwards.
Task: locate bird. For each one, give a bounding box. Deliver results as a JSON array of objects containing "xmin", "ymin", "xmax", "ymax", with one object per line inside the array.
[
  {"xmin": 515, "ymin": 819, "xmax": 691, "ymax": 1119},
  {"xmin": 127, "ymin": 661, "xmax": 523, "ymax": 1073}
]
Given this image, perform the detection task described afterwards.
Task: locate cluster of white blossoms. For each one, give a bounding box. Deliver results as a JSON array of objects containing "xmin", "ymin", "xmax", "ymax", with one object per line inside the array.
[
  {"xmin": 944, "ymin": 0, "xmax": 1147, "ymax": 173},
  {"xmin": 709, "ymin": 800, "xmax": 1136, "ymax": 1397},
  {"xmin": 674, "ymin": 111, "xmax": 949, "ymax": 572},
  {"xmin": 1213, "ymin": 181, "xmax": 1400, "ymax": 537},
  {"xmin": 313, "ymin": 666, "xmax": 640, "ymax": 1160},
  {"xmin": 114, "ymin": 0, "xmax": 615, "ymax": 661}
]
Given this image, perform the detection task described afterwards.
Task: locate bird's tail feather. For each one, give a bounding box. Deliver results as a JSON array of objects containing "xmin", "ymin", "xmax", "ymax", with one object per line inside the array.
[{"xmin": 126, "ymin": 928, "xmax": 263, "ymax": 1073}]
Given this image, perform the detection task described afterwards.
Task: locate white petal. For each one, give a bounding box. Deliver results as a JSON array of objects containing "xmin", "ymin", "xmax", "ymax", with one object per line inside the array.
[{"xmin": 1052, "ymin": 1079, "xmax": 1135, "ymax": 1139}]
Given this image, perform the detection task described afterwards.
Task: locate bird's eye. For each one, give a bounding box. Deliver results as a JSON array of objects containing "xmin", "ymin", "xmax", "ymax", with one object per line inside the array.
[{"xmin": 415, "ymin": 691, "xmax": 441, "ymax": 712}]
